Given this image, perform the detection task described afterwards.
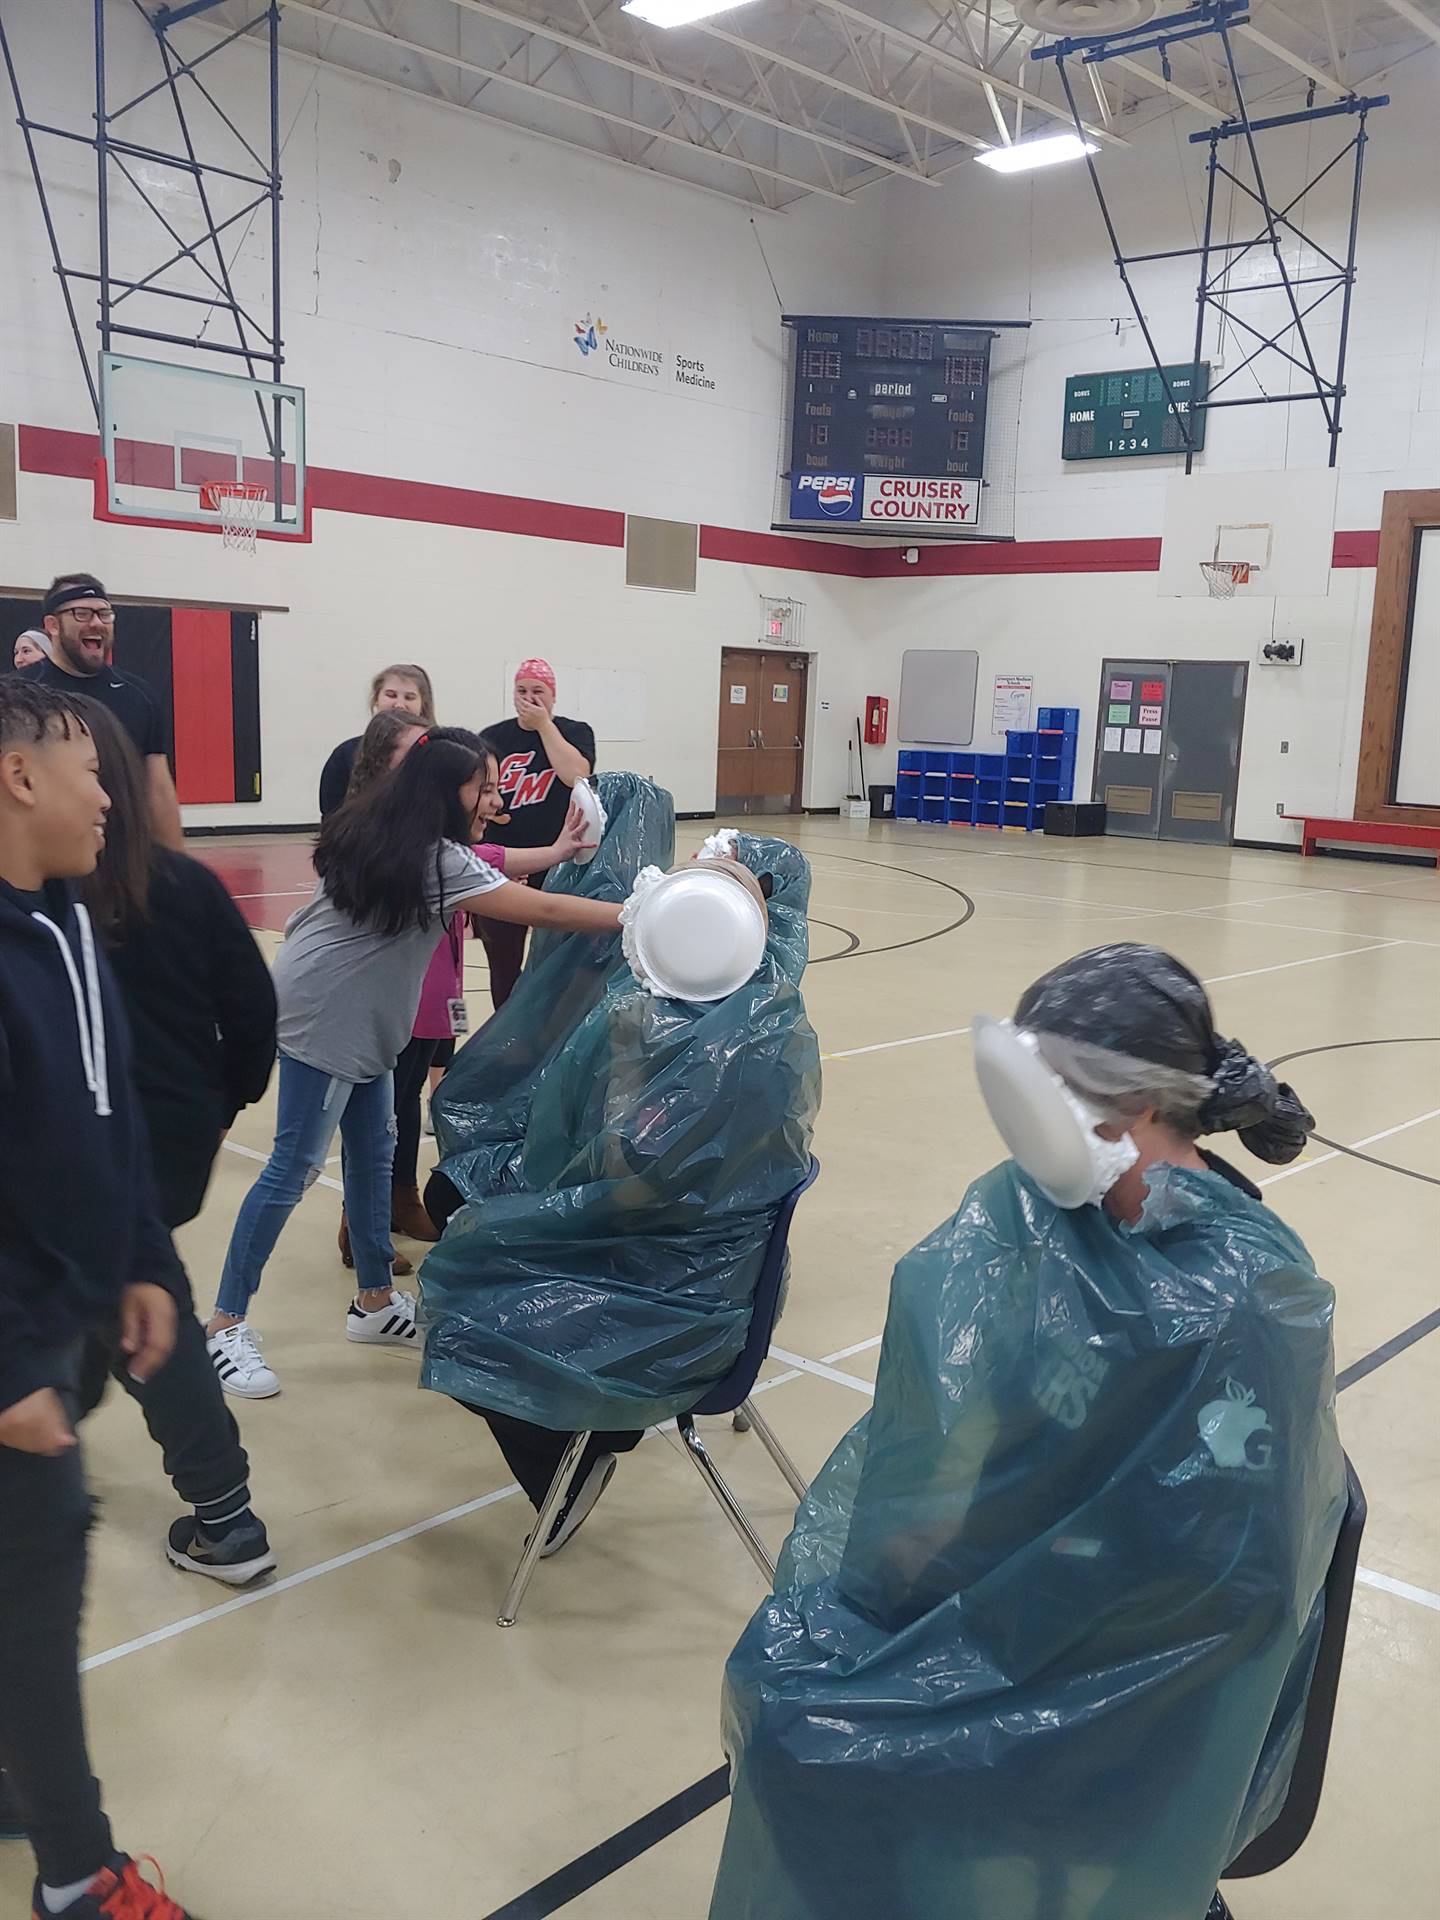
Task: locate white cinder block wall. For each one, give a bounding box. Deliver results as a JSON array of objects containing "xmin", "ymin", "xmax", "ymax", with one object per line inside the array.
[{"xmin": 0, "ymin": 0, "xmax": 1435, "ymax": 840}]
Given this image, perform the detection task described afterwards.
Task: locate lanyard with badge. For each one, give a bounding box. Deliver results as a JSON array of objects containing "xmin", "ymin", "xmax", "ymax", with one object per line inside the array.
[{"xmin": 443, "ymin": 916, "xmax": 469, "ymax": 1037}]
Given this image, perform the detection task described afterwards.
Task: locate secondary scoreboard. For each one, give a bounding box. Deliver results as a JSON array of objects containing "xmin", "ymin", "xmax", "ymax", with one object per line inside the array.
[
  {"xmin": 1061, "ymin": 363, "xmax": 1210, "ymax": 459},
  {"xmin": 783, "ymin": 316, "xmax": 994, "ymax": 533}
]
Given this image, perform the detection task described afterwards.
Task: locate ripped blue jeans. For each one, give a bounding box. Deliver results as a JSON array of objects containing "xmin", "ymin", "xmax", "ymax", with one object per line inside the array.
[{"xmin": 216, "ymin": 1052, "xmax": 396, "ymax": 1316}]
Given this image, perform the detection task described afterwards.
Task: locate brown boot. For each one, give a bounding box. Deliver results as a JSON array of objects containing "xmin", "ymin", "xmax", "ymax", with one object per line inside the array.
[
  {"xmin": 339, "ymin": 1209, "xmax": 413, "ymax": 1276},
  {"xmin": 391, "ymin": 1184, "xmax": 441, "ymax": 1242}
]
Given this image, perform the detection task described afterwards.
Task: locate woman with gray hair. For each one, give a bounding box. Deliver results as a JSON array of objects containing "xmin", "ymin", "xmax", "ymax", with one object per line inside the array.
[{"xmin": 711, "ymin": 943, "xmax": 1344, "ymax": 1920}]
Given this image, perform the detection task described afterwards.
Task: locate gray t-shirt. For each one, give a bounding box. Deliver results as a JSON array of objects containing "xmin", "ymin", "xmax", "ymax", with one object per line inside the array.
[{"xmin": 273, "ymin": 841, "xmax": 506, "ymax": 1082}]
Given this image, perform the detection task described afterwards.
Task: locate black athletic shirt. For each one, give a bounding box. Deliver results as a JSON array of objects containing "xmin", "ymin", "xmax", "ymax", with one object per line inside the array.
[
  {"xmin": 318, "ymin": 735, "xmax": 361, "ymax": 818},
  {"xmin": 483, "ymin": 715, "xmax": 596, "ymax": 849},
  {"xmin": 19, "ymin": 657, "xmax": 165, "ymax": 759}
]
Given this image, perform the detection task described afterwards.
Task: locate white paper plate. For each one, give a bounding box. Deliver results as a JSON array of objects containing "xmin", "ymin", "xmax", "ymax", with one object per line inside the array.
[
  {"xmin": 627, "ymin": 866, "xmax": 768, "ymax": 1001},
  {"xmin": 570, "ymin": 778, "xmax": 607, "ymax": 865},
  {"xmin": 971, "ymin": 1015, "xmax": 1097, "ymax": 1210}
]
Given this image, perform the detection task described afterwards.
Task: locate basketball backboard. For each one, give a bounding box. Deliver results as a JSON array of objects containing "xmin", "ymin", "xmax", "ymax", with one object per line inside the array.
[
  {"xmin": 99, "ymin": 353, "xmax": 308, "ymax": 539},
  {"xmin": 1155, "ymin": 468, "xmax": 1337, "ymax": 598}
]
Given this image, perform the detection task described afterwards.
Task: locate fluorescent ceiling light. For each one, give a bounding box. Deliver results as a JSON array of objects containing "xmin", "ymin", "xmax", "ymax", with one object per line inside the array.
[
  {"xmin": 975, "ymin": 132, "xmax": 1098, "ymax": 174},
  {"xmin": 622, "ymin": 0, "xmax": 757, "ymax": 25}
]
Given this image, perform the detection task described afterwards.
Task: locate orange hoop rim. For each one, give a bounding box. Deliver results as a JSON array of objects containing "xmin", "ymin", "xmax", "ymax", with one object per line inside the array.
[{"xmin": 199, "ymin": 480, "xmax": 269, "ymax": 508}]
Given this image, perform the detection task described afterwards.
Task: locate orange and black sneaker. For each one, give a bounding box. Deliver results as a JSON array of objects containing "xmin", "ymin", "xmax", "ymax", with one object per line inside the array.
[{"xmin": 31, "ymin": 1853, "xmax": 198, "ymax": 1919}]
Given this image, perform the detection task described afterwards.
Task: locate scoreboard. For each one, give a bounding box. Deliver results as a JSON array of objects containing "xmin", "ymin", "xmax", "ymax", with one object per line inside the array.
[
  {"xmin": 1061, "ymin": 363, "xmax": 1210, "ymax": 460},
  {"xmin": 783, "ymin": 315, "xmax": 994, "ymax": 533}
]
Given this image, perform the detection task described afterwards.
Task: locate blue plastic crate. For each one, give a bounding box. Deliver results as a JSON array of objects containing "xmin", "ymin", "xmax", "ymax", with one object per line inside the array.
[{"xmin": 1005, "ymin": 730, "xmax": 1038, "ymax": 754}]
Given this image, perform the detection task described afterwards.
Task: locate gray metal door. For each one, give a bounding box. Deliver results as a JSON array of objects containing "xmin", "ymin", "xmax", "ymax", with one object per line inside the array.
[
  {"xmin": 1093, "ymin": 659, "xmax": 1171, "ymax": 839},
  {"xmin": 1159, "ymin": 660, "xmax": 1248, "ymax": 843}
]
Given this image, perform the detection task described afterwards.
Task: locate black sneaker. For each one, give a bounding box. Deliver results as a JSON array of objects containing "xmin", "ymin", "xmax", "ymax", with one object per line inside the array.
[
  {"xmin": 165, "ymin": 1515, "xmax": 277, "ymax": 1588},
  {"xmin": 539, "ymin": 1453, "xmax": 617, "ymax": 1559},
  {"xmin": 0, "ymin": 1767, "xmax": 24, "ymax": 1841}
]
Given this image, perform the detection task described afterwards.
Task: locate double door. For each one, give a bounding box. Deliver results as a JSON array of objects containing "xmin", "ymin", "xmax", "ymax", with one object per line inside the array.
[
  {"xmin": 717, "ymin": 648, "xmax": 808, "ymax": 815},
  {"xmin": 1094, "ymin": 658, "xmax": 1247, "ymax": 843}
]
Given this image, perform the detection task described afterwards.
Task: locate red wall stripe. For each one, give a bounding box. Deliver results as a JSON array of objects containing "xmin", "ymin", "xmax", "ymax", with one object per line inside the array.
[
  {"xmin": 19, "ymin": 422, "xmax": 1380, "ymax": 579},
  {"xmin": 170, "ymin": 607, "xmax": 235, "ymax": 804}
]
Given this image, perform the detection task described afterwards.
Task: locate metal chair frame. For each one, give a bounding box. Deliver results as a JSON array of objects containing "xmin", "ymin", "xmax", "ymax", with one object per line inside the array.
[{"xmin": 496, "ymin": 1157, "xmax": 820, "ymax": 1627}]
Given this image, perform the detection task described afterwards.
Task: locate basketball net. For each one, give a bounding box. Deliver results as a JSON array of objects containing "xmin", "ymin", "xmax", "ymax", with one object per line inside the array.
[
  {"xmin": 1199, "ymin": 559, "xmax": 1251, "ymax": 600},
  {"xmin": 200, "ymin": 480, "xmax": 268, "ymax": 554}
]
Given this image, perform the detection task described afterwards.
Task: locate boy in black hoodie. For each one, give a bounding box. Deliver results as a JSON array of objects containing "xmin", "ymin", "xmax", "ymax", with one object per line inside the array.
[{"xmin": 0, "ymin": 679, "xmax": 197, "ymax": 1918}]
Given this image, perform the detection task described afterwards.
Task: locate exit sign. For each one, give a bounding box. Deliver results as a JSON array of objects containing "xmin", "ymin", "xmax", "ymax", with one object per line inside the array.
[{"xmin": 1062, "ymin": 363, "xmax": 1209, "ymax": 460}]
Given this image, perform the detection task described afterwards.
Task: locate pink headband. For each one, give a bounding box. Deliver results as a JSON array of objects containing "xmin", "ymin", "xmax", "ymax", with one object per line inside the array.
[{"xmin": 515, "ymin": 657, "xmax": 557, "ymax": 694}]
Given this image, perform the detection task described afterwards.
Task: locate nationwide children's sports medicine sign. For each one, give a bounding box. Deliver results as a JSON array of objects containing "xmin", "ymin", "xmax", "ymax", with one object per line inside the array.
[{"xmin": 789, "ymin": 473, "xmax": 981, "ymax": 527}]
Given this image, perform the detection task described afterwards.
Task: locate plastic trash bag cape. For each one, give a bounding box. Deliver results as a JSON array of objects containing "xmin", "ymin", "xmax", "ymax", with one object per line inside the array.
[
  {"xmin": 711, "ymin": 1161, "xmax": 1345, "ymax": 1920},
  {"xmin": 420, "ymin": 827, "xmax": 821, "ymax": 1431},
  {"xmin": 429, "ymin": 771, "xmax": 677, "ymax": 1205}
]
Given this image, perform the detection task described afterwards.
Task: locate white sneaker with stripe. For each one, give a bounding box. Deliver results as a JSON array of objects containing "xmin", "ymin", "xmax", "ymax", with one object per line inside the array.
[
  {"xmin": 207, "ymin": 1322, "xmax": 280, "ymax": 1399},
  {"xmin": 346, "ymin": 1288, "xmax": 420, "ymax": 1349}
]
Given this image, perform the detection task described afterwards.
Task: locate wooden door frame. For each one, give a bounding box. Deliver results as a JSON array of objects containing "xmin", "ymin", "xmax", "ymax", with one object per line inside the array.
[
  {"xmin": 720, "ymin": 646, "xmax": 810, "ymax": 813},
  {"xmin": 1354, "ymin": 488, "xmax": 1440, "ymax": 827}
]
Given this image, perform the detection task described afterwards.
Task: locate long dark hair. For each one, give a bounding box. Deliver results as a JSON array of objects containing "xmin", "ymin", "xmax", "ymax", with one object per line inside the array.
[
  {"xmin": 314, "ymin": 732, "xmax": 482, "ymax": 935},
  {"xmin": 347, "ymin": 710, "xmax": 426, "ymax": 802},
  {"xmin": 71, "ymin": 696, "xmax": 155, "ymax": 940}
]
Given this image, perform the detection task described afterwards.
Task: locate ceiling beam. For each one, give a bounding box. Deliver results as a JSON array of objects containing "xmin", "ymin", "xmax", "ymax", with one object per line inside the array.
[
  {"xmin": 279, "ymin": 1, "xmax": 850, "ymax": 198},
  {"xmin": 798, "ymin": 0, "xmax": 1128, "ymax": 144},
  {"xmin": 433, "ymin": 0, "xmax": 944, "ymax": 181},
  {"xmin": 693, "ymin": 20, "xmax": 991, "ymax": 148},
  {"xmin": 1234, "ymin": 22, "xmax": 1350, "ymax": 96},
  {"xmin": 1110, "ymin": 50, "xmax": 1215, "ymax": 114},
  {"xmin": 1373, "ymin": 0, "xmax": 1440, "ymax": 46}
]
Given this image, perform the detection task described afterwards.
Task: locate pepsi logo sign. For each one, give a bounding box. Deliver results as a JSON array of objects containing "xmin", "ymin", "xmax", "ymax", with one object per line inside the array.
[{"xmin": 796, "ymin": 473, "xmax": 857, "ymax": 516}]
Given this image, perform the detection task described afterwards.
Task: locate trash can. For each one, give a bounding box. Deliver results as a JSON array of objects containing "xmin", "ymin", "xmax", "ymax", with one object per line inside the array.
[{"xmin": 868, "ymin": 783, "xmax": 896, "ymax": 820}]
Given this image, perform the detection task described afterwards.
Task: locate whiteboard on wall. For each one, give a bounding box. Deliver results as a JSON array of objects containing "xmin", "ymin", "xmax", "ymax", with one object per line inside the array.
[
  {"xmin": 898, "ymin": 648, "xmax": 979, "ymax": 745},
  {"xmin": 1394, "ymin": 528, "xmax": 1439, "ymax": 807},
  {"xmin": 503, "ymin": 663, "xmax": 648, "ymax": 743}
]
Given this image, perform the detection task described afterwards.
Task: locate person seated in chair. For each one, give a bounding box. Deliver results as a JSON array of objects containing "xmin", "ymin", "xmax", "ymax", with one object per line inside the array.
[
  {"xmin": 420, "ymin": 831, "xmax": 820, "ymax": 1557},
  {"xmin": 710, "ymin": 943, "xmax": 1347, "ymax": 1920}
]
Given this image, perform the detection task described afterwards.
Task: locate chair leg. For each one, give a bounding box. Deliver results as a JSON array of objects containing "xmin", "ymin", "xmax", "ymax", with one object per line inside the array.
[
  {"xmin": 731, "ymin": 1408, "xmax": 751, "ymax": 1434},
  {"xmin": 1207, "ymin": 1894, "xmax": 1235, "ymax": 1919},
  {"xmin": 496, "ymin": 1429, "xmax": 591, "ymax": 1628},
  {"xmin": 678, "ymin": 1417, "xmax": 776, "ymax": 1584},
  {"xmin": 739, "ymin": 1397, "xmax": 808, "ymax": 1502}
]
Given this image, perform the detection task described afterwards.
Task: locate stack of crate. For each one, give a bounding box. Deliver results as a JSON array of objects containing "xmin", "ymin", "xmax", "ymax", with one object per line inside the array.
[{"xmin": 895, "ymin": 708, "xmax": 1079, "ymax": 831}]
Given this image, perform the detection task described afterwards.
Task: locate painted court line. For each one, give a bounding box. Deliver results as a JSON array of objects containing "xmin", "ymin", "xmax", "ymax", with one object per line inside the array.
[
  {"xmin": 769, "ymin": 1345, "xmax": 876, "ymax": 1397},
  {"xmin": 80, "ymin": 1338, "xmax": 859, "ymax": 1672},
  {"xmin": 827, "ymin": 1024, "xmax": 972, "ymax": 1060},
  {"xmin": 1356, "ymin": 1569, "xmax": 1440, "ymax": 1614},
  {"xmin": 1201, "ymin": 941, "xmax": 1401, "ymax": 985},
  {"xmin": 1260, "ymin": 1107, "xmax": 1440, "ymax": 1186},
  {"xmin": 827, "ymin": 941, "xmax": 1405, "ymax": 1062},
  {"xmin": 81, "ymin": 1482, "xmax": 525, "ymax": 1672},
  {"xmin": 222, "ymin": 1136, "xmax": 344, "ymax": 1193}
]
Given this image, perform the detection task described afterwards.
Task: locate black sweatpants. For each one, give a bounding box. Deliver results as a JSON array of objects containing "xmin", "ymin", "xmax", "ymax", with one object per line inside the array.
[
  {"xmin": 0, "ymin": 1353, "xmax": 114, "ymax": 1888},
  {"xmin": 77, "ymin": 1189, "xmax": 250, "ymax": 1516},
  {"xmin": 476, "ymin": 1406, "xmax": 643, "ymax": 1510}
]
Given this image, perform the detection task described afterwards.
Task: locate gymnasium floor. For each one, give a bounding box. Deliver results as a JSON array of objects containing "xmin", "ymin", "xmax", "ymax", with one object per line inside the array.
[{"xmin": 7, "ymin": 819, "xmax": 1437, "ymax": 1920}]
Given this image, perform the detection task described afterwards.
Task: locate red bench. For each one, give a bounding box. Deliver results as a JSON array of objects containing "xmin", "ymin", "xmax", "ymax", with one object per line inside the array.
[{"xmin": 1284, "ymin": 815, "xmax": 1440, "ymax": 863}]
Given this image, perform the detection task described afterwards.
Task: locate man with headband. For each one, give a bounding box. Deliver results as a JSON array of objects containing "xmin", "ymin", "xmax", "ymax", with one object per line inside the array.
[
  {"xmin": 711, "ymin": 943, "xmax": 1346, "ymax": 1920},
  {"xmin": 479, "ymin": 659, "xmax": 595, "ymax": 1007},
  {"xmin": 19, "ymin": 574, "xmax": 183, "ymax": 850}
]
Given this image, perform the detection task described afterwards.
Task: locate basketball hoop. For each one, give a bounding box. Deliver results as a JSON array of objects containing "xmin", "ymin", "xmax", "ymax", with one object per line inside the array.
[
  {"xmin": 200, "ymin": 480, "xmax": 268, "ymax": 554},
  {"xmin": 1199, "ymin": 559, "xmax": 1251, "ymax": 600}
]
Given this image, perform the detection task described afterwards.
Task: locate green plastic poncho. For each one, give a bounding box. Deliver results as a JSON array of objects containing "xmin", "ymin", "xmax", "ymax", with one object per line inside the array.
[
  {"xmin": 431, "ymin": 771, "xmax": 676, "ymax": 1206},
  {"xmin": 420, "ymin": 831, "xmax": 821, "ymax": 1432},
  {"xmin": 711, "ymin": 1160, "xmax": 1345, "ymax": 1920}
]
